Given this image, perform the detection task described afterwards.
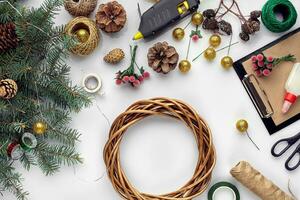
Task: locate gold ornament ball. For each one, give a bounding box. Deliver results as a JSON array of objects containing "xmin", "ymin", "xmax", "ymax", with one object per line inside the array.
[
  {"xmin": 204, "ymin": 47, "xmax": 216, "ymax": 61},
  {"xmin": 75, "ymin": 29, "xmax": 90, "ymax": 43},
  {"xmin": 179, "ymin": 60, "xmax": 191, "ymax": 73},
  {"xmin": 191, "ymin": 12, "xmax": 204, "ymax": 26},
  {"xmin": 221, "ymin": 56, "xmax": 234, "ymax": 69},
  {"xmin": 236, "ymin": 119, "xmax": 248, "ymax": 133},
  {"xmin": 209, "ymin": 34, "xmax": 221, "ymax": 47},
  {"xmin": 33, "ymin": 121, "xmax": 47, "ymax": 135},
  {"xmin": 173, "ymin": 28, "xmax": 185, "ymax": 40}
]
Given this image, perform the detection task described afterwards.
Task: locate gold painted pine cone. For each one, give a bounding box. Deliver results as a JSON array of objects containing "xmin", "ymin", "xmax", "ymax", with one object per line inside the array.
[
  {"xmin": 104, "ymin": 48, "xmax": 125, "ymax": 64},
  {"xmin": 147, "ymin": 42, "xmax": 179, "ymax": 74}
]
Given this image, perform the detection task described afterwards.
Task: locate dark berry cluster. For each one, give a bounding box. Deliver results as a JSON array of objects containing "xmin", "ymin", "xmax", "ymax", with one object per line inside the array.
[{"xmin": 239, "ymin": 11, "xmax": 262, "ymax": 41}]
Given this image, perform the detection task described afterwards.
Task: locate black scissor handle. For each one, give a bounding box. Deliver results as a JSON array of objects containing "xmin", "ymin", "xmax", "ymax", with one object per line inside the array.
[
  {"xmin": 271, "ymin": 132, "xmax": 300, "ymax": 157},
  {"xmin": 285, "ymin": 144, "xmax": 300, "ymax": 171},
  {"xmin": 271, "ymin": 139, "xmax": 291, "ymax": 157}
]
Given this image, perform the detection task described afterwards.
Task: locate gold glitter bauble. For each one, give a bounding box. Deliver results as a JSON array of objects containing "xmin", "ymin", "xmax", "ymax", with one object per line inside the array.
[
  {"xmin": 236, "ymin": 119, "xmax": 248, "ymax": 133},
  {"xmin": 179, "ymin": 60, "xmax": 191, "ymax": 73},
  {"xmin": 209, "ymin": 34, "xmax": 221, "ymax": 47},
  {"xmin": 75, "ymin": 29, "xmax": 90, "ymax": 43},
  {"xmin": 33, "ymin": 121, "xmax": 47, "ymax": 135},
  {"xmin": 172, "ymin": 28, "xmax": 185, "ymax": 40},
  {"xmin": 204, "ymin": 47, "xmax": 216, "ymax": 61},
  {"xmin": 221, "ymin": 56, "xmax": 234, "ymax": 69},
  {"xmin": 191, "ymin": 12, "xmax": 204, "ymax": 26}
]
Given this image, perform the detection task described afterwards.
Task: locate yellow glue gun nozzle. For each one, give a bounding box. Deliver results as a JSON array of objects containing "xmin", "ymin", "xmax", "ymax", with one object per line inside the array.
[{"xmin": 133, "ymin": 32, "xmax": 144, "ymax": 40}]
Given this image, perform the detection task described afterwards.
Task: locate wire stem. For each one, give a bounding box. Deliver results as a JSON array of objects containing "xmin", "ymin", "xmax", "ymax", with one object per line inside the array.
[{"xmin": 246, "ymin": 131, "xmax": 260, "ymax": 151}]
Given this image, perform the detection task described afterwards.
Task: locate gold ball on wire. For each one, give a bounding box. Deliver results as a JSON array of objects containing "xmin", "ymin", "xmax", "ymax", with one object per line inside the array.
[
  {"xmin": 221, "ymin": 56, "xmax": 234, "ymax": 69},
  {"xmin": 209, "ymin": 34, "xmax": 221, "ymax": 47},
  {"xmin": 191, "ymin": 12, "xmax": 204, "ymax": 26},
  {"xmin": 172, "ymin": 28, "xmax": 185, "ymax": 40},
  {"xmin": 33, "ymin": 121, "xmax": 47, "ymax": 135},
  {"xmin": 75, "ymin": 29, "xmax": 90, "ymax": 43},
  {"xmin": 236, "ymin": 119, "xmax": 248, "ymax": 133},
  {"xmin": 204, "ymin": 47, "xmax": 216, "ymax": 61},
  {"xmin": 179, "ymin": 60, "xmax": 191, "ymax": 73}
]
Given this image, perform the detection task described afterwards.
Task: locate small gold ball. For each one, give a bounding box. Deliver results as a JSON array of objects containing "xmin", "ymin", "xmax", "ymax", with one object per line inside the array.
[
  {"xmin": 75, "ymin": 29, "xmax": 90, "ymax": 43},
  {"xmin": 179, "ymin": 60, "xmax": 191, "ymax": 73},
  {"xmin": 191, "ymin": 12, "xmax": 204, "ymax": 26},
  {"xmin": 221, "ymin": 56, "xmax": 234, "ymax": 69},
  {"xmin": 236, "ymin": 119, "xmax": 248, "ymax": 133},
  {"xmin": 204, "ymin": 47, "xmax": 216, "ymax": 61},
  {"xmin": 33, "ymin": 121, "xmax": 47, "ymax": 135},
  {"xmin": 173, "ymin": 28, "xmax": 185, "ymax": 40},
  {"xmin": 209, "ymin": 34, "xmax": 221, "ymax": 47}
]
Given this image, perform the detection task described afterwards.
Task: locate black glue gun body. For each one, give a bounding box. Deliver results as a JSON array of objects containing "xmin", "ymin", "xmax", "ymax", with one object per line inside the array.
[{"xmin": 133, "ymin": 0, "xmax": 200, "ymax": 40}]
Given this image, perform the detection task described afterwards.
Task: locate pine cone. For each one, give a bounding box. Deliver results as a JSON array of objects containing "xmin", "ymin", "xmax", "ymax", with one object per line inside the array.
[
  {"xmin": 104, "ymin": 48, "xmax": 125, "ymax": 64},
  {"xmin": 239, "ymin": 32, "xmax": 250, "ymax": 41},
  {"xmin": 203, "ymin": 9, "xmax": 216, "ymax": 18},
  {"xmin": 95, "ymin": 1, "xmax": 127, "ymax": 33},
  {"xmin": 241, "ymin": 22, "xmax": 255, "ymax": 35},
  {"xmin": 250, "ymin": 10, "xmax": 262, "ymax": 19},
  {"xmin": 219, "ymin": 20, "xmax": 232, "ymax": 35},
  {"xmin": 250, "ymin": 20, "xmax": 260, "ymax": 32},
  {"xmin": 0, "ymin": 22, "xmax": 18, "ymax": 54},
  {"xmin": 0, "ymin": 79, "xmax": 18, "ymax": 99},
  {"xmin": 147, "ymin": 42, "xmax": 179, "ymax": 74},
  {"xmin": 202, "ymin": 18, "xmax": 219, "ymax": 31}
]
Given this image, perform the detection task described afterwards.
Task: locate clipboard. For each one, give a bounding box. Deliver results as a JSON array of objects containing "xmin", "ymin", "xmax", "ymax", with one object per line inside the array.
[{"xmin": 233, "ymin": 28, "xmax": 300, "ymax": 135}]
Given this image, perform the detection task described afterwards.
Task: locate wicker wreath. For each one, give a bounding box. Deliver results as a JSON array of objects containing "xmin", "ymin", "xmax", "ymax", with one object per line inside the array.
[
  {"xmin": 104, "ymin": 97, "xmax": 216, "ymax": 200},
  {"xmin": 64, "ymin": 0, "xmax": 97, "ymax": 17},
  {"xmin": 65, "ymin": 17, "xmax": 99, "ymax": 56}
]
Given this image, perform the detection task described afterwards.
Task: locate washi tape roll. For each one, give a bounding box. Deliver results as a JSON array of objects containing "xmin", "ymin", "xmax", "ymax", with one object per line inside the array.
[
  {"xmin": 82, "ymin": 73, "xmax": 102, "ymax": 94},
  {"xmin": 7, "ymin": 141, "xmax": 24, "ymax": 160},
  {"xmin": 20, "ymin": 132, "xmax": 37, "ymax": 151},
  {"xmin": 208, "ymin": 181, "xmax": 240, "ymax": 200}
]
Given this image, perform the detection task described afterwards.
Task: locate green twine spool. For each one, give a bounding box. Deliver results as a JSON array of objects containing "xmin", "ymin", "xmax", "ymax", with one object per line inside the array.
[{"xmin": 262, "ymin": 0, "xmax": 297, "ymax": 33}]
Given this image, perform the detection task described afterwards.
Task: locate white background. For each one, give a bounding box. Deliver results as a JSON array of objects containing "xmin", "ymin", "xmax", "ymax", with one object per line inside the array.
[{"xmin": 5, "ymin": 0, "xmax": 300, "ymax": 199}]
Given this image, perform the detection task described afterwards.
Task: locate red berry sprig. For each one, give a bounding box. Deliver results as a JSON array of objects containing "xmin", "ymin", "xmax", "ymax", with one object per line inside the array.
[
  {"xmin": 115, "ymin": 45, "xmax": 150, "ymax": 87},
  {"xmin": 251, "ymin": 53, "xmax": 296, "ymax": 77}
]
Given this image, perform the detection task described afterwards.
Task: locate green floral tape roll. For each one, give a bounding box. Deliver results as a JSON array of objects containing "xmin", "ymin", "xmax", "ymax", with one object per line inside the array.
[
  {"xmin": 262, "ymin": 0, "xmax": 297, "ymax": 33},
  {"xmin": 208, "ymin": 181, "xmax": 240, "ymax": 200},
  {"xmin": 20, "ymin": 132, "xmax": 37, "ymax": 151}
]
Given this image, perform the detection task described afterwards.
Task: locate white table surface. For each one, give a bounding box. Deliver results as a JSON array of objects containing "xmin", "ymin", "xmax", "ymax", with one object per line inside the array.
[{"xmin": 6, "ymin": 0, "xmax": 300, "ymax": 199}]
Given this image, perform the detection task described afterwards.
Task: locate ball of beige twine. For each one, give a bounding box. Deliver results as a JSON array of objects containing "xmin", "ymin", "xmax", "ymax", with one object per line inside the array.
[
  {"xmin": 65, "ymin": 17, "xmax": 100, "ymax": 56},
  {"xmin": 64, "ymin": 0, "xmax": 97, "ymax": 17}
]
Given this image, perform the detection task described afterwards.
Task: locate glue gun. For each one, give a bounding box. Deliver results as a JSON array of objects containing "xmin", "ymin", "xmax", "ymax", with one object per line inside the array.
[{"xmin": 133, "ymin": 0, "xmax": 200, "ymax": 40}]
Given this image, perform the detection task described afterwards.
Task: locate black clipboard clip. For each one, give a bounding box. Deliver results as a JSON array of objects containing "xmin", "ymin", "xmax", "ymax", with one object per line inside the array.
[{"xmin": 242, "ymin": 74, "xmax": 274, "ymax": 118}]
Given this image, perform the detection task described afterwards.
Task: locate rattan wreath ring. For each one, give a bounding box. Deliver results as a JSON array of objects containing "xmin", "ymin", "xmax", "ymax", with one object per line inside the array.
[
  {"xmin": 65, "ymin": 17, "xmax": 99, "ymax": 56},
  {"xmin": 64, "ymin": 0, "xmax": 97, "ymax": 17},
  {"xmin": 104, "ymin": 97, "xmax": 216, "ymax": 200}
]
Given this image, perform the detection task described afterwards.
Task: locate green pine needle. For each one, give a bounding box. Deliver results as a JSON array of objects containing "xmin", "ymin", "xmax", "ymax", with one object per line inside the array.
[{"xmin": 0, "ymin": 0, "xmax": 91, "ymax": 199}]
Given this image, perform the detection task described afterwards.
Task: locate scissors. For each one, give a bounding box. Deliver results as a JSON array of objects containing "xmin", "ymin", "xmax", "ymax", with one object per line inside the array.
[{"xmin": 271, "ymin": 132, "xmax": 300, "ymax": 171}]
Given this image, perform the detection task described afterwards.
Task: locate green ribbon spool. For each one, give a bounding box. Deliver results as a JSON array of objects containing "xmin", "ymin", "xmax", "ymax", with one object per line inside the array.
[
  {"xmin": 262, "ymin": 0, "xmax": 297, "ymax": 33},
  {"xmin": 208, "ymin": 181, "xmax": 240, "ymax": 200}
]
